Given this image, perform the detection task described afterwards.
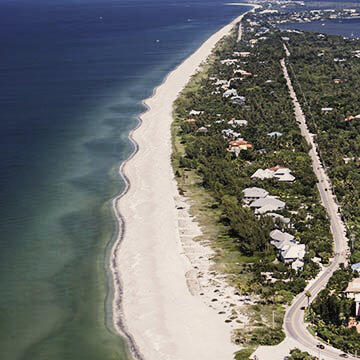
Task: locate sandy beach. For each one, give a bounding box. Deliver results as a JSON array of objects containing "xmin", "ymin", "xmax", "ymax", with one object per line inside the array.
[{"xmin": 111, "ymin": 7, "xmax": 255, "ymax": 360}]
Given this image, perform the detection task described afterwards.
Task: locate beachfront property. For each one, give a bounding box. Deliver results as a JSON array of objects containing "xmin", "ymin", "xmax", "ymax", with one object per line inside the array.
[
  {"xmin": 251, "ymin": 196, "xmax": 286, "ymax": 214},
  {"xmin": 242, "ymin": 187, "xmax": 268, "ymax": 201},
  {"xmin": 269, "ymin": 229, "xmax": 305, "ymax": 269},
  {"xmin": 281, "ymin": 243, "xmax": 305, "ymax": 263},
  {"xmin": 270, "ymin": 229, "xmax": 294, "ymax": 243},
  {"xmin": 251, "ymin": 165, "xmax": 296, "ymax": 182}
]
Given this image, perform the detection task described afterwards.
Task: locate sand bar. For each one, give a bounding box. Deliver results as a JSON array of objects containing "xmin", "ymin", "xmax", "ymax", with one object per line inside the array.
[{"xmin": 111, "ymin": 7, "xmax": 254, "ymax": 360}]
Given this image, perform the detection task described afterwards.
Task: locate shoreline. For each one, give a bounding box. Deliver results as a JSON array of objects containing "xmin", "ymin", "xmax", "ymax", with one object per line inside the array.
[{"xmin": 110, "ymin": 5, "xmax": 257, "ymax": 360}]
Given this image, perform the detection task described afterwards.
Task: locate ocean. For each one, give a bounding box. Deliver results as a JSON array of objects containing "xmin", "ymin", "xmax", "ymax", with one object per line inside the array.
[{"xmin": 0, "ymin": 0, "xmax": 250, "ymax": 359}]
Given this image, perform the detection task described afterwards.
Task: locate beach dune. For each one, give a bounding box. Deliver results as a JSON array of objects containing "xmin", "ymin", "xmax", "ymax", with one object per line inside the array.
[{"xmin": 112, "ymin": 10, "xmax": 251, "ymax": 360}]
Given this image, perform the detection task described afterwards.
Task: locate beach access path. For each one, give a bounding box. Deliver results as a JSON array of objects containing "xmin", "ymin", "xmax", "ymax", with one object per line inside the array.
[{"xmin": 111, "ymin": 7, "xmax": 257, "ymax": 360}]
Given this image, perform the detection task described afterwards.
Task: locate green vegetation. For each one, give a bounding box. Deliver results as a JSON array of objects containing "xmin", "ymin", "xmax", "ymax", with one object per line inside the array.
[
  {"xmin": 307, "ymin": 268, "xmax": 360, "ymax": 354},
  {"xmin": 285, "ymin": 30, "xmax": 360, "ymax": 260},
  {"xmin": 288, "ymin": 348, "xmax": 317, "ymax": 360},
  {"xmin": 271, "ymin": 25, "xmax": 360, "ymax": 355},
  {"xmin": 171, "ymin": 15, "xmax": 333, "ymax": 350}
]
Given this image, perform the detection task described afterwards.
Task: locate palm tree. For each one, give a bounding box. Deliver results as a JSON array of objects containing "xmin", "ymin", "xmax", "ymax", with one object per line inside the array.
[{"xmin": 305, "ymin": 290, "xmax": 311, "ymax": 308}]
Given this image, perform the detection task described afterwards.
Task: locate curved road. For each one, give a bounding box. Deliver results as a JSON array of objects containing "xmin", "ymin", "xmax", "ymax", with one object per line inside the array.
[{"xmin": 281, "ymin": 58, "xmax": 354, "ymax": 359}]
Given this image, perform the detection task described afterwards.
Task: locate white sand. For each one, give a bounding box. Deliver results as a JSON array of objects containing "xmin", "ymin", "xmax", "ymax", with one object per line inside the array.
[{"xmin": 111, "ymin": 8, "xmax": 255, "ymax": 360}]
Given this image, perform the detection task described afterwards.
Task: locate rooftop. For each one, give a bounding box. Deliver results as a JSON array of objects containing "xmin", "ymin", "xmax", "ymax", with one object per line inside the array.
[
  {"xmin": 270, "ymin": 229, "xmax": 294, "ymax": 242},
  {"xmin": 345, "ymin": 278, "xmax": 360, "ymax": 293},
  {"xmin": 242, "ymin": 187, "xmax": 269, "ymax": 199}
]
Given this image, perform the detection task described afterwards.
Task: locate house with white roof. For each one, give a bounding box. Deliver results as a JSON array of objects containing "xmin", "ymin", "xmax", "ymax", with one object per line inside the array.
[
  {"xmin": 273, "ymin": 168, "xmax": 295, "ymax": 182},
  {"xmin": 213, "ymin": 79, "xmax": 228, "ymax": 87},
  {"xmin": 251, "ymin": 166, "xmax": 295, "ymax": 182},
  {"xmin": 250, "ymin": 197, "xmax": 286, "ymax": 214},
  {"xmin": 221, "ymin": 59, "xmax": 238, "ymax": 66},
  {"xmin": 267, "ymin": 131, "xmax": 283, "ymax": 137},
  {"xmin": 242, "ymin": 187, "xmax": 268, "ymax": 201},
  {"xmin": 228, "ymin": 119, "xmax": 248, "ymax": 127},
  {"xmin": 271, "ymin": 238, "xmax": 295, "ymax": 252},
  {"xmin": 223, "ymin": 89, "xmax": 238, "ymax": 98},
  {"xmin": 351, "ymin": 262, "xmax": 360, "ymax": 273},
  {"xmin": 231, "ymin": 96, "xmax": 246, "ymax": 105},
  {"xmin": 345, "ymin": 278, "xmax": 360, "ymax": 316},
  {"xmin": 281, "ymin": 243, "xmax": 305, "ymax": 263},
  {"xmin": 233, "ymin": 51, "xmax": 250, "ymax": 57},
  {"xmin": 321, "ymin": 107, "xmax": 333, "ymax": 113},
  {"xmin": 270, "ymin": 229, "xmax": 294, "ymax": 243},
  {"xmin": 251, "ymin": 169, "xmax": 274, "ymax": 180},
  {"xmin": 292, "ymin": 259, "xmax": 304, "ymax": 271},
  {"xmin": 189, "ymin": 110, "xmax": 203, "ymax": 116}
]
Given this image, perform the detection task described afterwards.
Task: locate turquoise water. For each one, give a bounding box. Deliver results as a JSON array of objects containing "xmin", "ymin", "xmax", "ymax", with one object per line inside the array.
[{"xmin": 0, "ymin": 1, "xmax": 249, "ymax": 359}]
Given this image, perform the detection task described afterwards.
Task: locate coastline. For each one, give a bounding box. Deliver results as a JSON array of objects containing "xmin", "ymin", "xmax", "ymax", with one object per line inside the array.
[{"xmin": 110, "ymin": 6, "xmax": 256, "ymax": 360}]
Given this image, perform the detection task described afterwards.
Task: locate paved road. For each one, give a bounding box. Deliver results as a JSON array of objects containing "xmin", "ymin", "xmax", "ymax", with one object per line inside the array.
[{"xmin": 280, "ymin": 58, "xmax": 354, "ymax": 359}]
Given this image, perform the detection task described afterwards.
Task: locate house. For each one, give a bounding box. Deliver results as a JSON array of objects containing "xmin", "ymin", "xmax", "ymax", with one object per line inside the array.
[
  {"xmin": 272, "ymin": 238, "xmax": 295, "ymax": 251},
  {"xmin": 222, "ymin": 129, "xmax": 241, "ymax": 139},
  {"xmin": 351, "ymin": 262, "xmax": 360, "ymax": 273},
  {"xmin": 251, "ymin": 165, "xmax": 295, "ymax": 182},
  {"xmin": 242, "ymin": 187, "xmax": 268, "ymax": 201},
  {"xmin": 228, "ymin": 119, "xmax": 248, "ymax": 127},
  {"xmin": 281, "ymin": 243, "xmax": 305, "ymax": 263},
  {"xmin": 321, "ymin": 107, "xmax": 333, "ymax": 113},
  {"xmin": 267, "ymin": 131, "xmax": 283, "ymax": 137},
  {"xmin": 345, "ymin": 278, "xmax": 360, "ymax": 299},
  {"xmin": 223, "ymin": 89, "xmax": 238, "ymax": 98},
  {"xmin": 231, "ymin": 96, "xmax": 246, "ymax": 105},
  {"xmin": 345, "ymin": 115, "xmax": 360, "ymax": 122},
  {"xmin": 233, "ymin": 51, "xmax": 250, "ymax": 57},
  {"xmin": 228, "ymin": 140, "xmax": 253, "ymax": 152},
  {"xmin": 249, "ymin": 39, "xmax": 258, "ymax": 46},
  {"xmin": 221, "ymin": 59, "xmax": 238, "ymax": 65},
  {"xmin": 292, "ymin": 259, "xmax": 304, "ymax": 271},
  {"xmin": 234, "ymin": 69, "xmax": 253, "ymax": 77},
  {"xmin": 251, "ymin": 169, "xmax": 274, "ymax": 180},
  {"xmin": 333, "ymin": 78, "xmax": 346, "ymax": 84},
  {"xmin": 213, "ymin": 79, "xmax": 228, "ymax": 87},
  {"xmin": 273, "ymin": 168, "xmax": 296, "ymax": 182},
  {"xmin": 270, "ymin": 229, "xmax": 294, "ymax": 243},
  {"xmin": 189, "ymin": 110, "xmax": 203, "ymax": 116},
  {"xmin": 196, "ymin": 126, "xmax": 208, "ymax": 134},
  {"xmin": 345, "ymin": 115, "xmax": 356, "ymax": 122},
  {"xmin": 345, "ymin": 279, "xmax": 360, "ymax": 317},
  {"xmin": 251, "ymin": 197, "xmax": 286, "ymax": 214}
]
